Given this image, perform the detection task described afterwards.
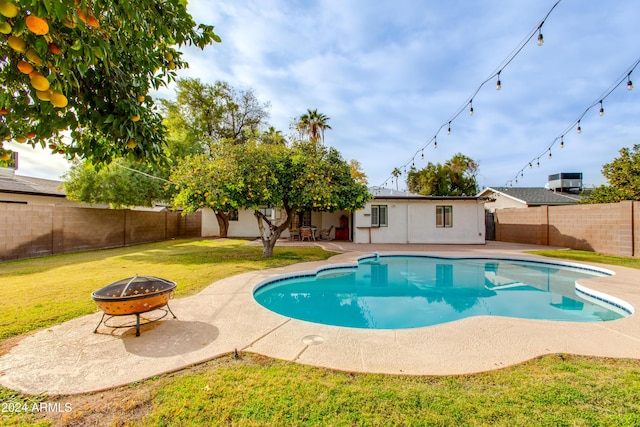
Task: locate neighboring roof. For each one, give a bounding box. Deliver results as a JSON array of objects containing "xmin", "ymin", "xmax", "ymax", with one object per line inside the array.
[
  {"xmin": 369, "ymin": 187, "xmax": 423, "ymax": 198},
  {"xmin": 0, "ymin": 173, "xmax": 65, "ymax": 198},
  {"xmin": 478, "ymin": 186, "xmax": 582, "ymax": 205},
  {"xmin": 369, "ymin": 186, "xmax": 480, "ymax": 201}
]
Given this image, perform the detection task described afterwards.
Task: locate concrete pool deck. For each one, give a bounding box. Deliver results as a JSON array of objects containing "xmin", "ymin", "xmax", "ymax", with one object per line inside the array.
[{"xmin": 1, "ymin": 241, "xmax": 640, "ymax": 395}]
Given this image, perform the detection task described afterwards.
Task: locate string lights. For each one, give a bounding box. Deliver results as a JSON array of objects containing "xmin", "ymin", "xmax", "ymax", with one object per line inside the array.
[
  {"xmin": 503, "ymin": 56, "xmax": 640, "ymax": 188},
  {"xmin": 379, "ymin": 0, "xmax": 563, "ymax": 189}
]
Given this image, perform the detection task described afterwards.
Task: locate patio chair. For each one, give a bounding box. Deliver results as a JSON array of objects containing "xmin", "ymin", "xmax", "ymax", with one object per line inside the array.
[
  {"xmin": 300, "ymin": 227, "xmax": 313, "ymax": 241},
  {"xmin": 319, "ymin": 225, "xmax": 333, "ymax": 240},
  {"xmin": 289, "ymin": 226, "xmax": 301, "ymax": 241}
]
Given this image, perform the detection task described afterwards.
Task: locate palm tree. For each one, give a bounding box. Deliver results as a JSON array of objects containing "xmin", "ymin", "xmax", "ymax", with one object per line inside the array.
[
  {"xmin": 296, "ymin": 109, "xmax": 332, "ymax": 145},
  {"xmin": 262, "ymin": 126, "xmax": 286, "ymax": 145},
  {"xmin": 391, "ymin": 167, "xmax": 401, "ymax": 191}
]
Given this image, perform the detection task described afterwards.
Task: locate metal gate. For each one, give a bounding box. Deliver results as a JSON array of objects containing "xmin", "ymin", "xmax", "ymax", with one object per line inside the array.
[{"xmin": 485, "ymin": 212, "xmax": 495, "ymax": 241}]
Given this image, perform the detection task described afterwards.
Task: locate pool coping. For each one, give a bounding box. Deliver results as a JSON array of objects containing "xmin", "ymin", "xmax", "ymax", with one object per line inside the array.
[{"xmin": 1, "ymin": 242, "xmax": 640, "ymax": 395}]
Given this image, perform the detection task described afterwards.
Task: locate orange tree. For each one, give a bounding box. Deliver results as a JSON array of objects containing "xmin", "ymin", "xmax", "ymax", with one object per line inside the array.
[
  {"xmin": 171, "ymin": 138, "xmax": 371, "ymax": 257},
  {"xmin": 229, "ymin": 139, "xmax": 370, "ymax": 257},
  {"xmin": 0, "ymin": 0, "xmax": 219, "ymax": 164}
]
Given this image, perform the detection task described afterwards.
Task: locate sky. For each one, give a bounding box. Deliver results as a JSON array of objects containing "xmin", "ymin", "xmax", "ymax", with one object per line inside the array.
[{"xmin": 8, "ymin": 0, "xmax": 640, "ymax": 192}]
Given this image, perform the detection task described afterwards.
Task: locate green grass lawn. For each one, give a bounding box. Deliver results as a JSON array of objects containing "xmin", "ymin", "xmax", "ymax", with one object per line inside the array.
[
  {"xmin": 0, "ymin": 238, "xmax": 333, "ymax": 340},
  {"xmin": 527, "ymin": 249, "xmax": 640, "ymax": 269},
  {"xmin": 1, "ymin": 244, "xmax": 640, "ymax": 426}
]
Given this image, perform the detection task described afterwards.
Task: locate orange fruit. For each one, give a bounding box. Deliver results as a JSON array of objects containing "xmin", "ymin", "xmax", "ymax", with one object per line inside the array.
[
  {"xmin": 30, "ymin": 74, "xmax": 50, "ymax": 91},
  {"xmin": 76, "ymin": 7, "xmax": 87, "ymax": 23},
  {"xmin": 35, "ymin": 89, "xmax": 51, "ymax": 101},
  {"xmin": 0, "ymin": 152, "xmax": 11, "ymax": 161},
  {"xmin": 49, "ymin": 92, "xmax": 68, "ymax": 108},
  {"xmin": 15, "ymin": 135, "xmax": 27, "ymax": 143},
  {"xmin": 0, "ymin": 21, "xmax": 11, "ymax": 34},
  {"xmin": 17, "ymin": 61, "xmax": 34, "ymax": 74},
  {"xmin": 131, "ymin": 115, "xmax": 140, "ymax": 122},
  {"xmin": 127, "ymin": 139, "xmax": 137, "ymax": 148},
  {"xmin": 87, "ymin": 15, "xmax": 99, "ymax": 28},
  {"xmin": 27, "ymin": 131, "xmax": 36, "ymax": 138},
  {"xmin": 62, "ymin": 16, "xmax": 77, "ymax": 28},
  {"xmin": 0, "ymin": 1, "xmax": 19, "ymax": 18},
  {"xmin": 48, "ymin": 43, "xmax": 61, "ymax": 55},
  {"xmin": 26, "ymin": 15, "xmax": 49, "ymax": 35},
  {"xmin": 167, "ymin": 61, "xmax": 176, "ymax": 70},
  {"xmin": 138, "ymin": 95, "xmax": 145, "ymax": 103},
  {"xmin": 26, "ymin": 48, "xmax": 43, "ymax": 66},
  {"xmin": 7, "ymin": 35, "xmax": 26, "ymax": 52},
  {"xmin": 0, "ymin": 107, "xmax": 7, "ymax": 114}
]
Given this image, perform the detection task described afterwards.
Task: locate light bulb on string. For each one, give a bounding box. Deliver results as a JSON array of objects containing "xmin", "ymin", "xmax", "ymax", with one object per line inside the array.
[
  {"xmin": 536, "ymin": 159, "xmax": 540, "ymax": 168},
  {"xmin": 421, "ymin": 149, "xmax": 424, "ymax": 160},
  {"xmin": 628, "ymin": 73, "xmax": 634, "ymax": 91},
  {"xmin": 496, "ymin": 71, "xmax": 502, "ymax": 90},
  {"xmin": 520, "ymin": 171, "xmax": 524, "ymax": 178},
  {"xmin": 529, "ymin": 162, "xmax": 533, "ymax": 169},
  {"xmin": 447, "ymin": 121, "xmax": 451, "ymax": 135},
  {"xmin": 433, "ymin": 137, "xmax": 437, "ymax": 149},
  {"xmin": 599, "ymin": 100, "xmax": 604, "ymax": 116},
  {"xmin": 469, "ymin": 99, "xmax": 474, "ymax": 116},
  {"xmin": 577, "ymin": 120, "xmax": 582, "ymax": 134},
  {"xmin": 548, "ymin": 151, "xmax": 552, "ymax": 159},
  {"xmin": 560, "ymin": 135, "xmax": 564, "ymax": 148},
  {"xmin": 537, "ymin": 28, "xmax": 544, "ymax": 46}
]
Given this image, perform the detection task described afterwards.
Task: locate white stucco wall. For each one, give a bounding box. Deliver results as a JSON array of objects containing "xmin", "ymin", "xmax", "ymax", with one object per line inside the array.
[
  {"xmin": 0, "ymin": 192, "xmax": 97, "ymax": 206},
  {"xmin": 482, "ymin": 192, "xmax": 527, "ymax": 212},
  {"xmin": 201, "ymin": 207, "xmax": 266, "ymax": 238},
  {"xmin": 354, "ymin": 199, "xmax": 485, "ymax": 244},
  {"xmin": 201, "ymin": 207, "xmax": 343, "ymax": 239}
]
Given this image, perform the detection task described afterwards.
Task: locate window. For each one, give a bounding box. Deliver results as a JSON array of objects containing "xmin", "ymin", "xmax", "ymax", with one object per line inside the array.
[
  {"xmin": 259, "ymin": 207, "xmax": 273, "ymax": 218},
  {"xmin": 371, "ymin": 205, "xmax": 388, "ymax": 227},
  {"xmin": 436, "ymin": 205, "xmax": 453, "ymax": 228}
]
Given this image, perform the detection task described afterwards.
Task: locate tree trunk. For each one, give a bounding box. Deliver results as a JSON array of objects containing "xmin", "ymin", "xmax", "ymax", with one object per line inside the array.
[
  {"xmin": 215, "ymin": 210, "xmax": 230, "ymax": 238},
  {"xmin": 254, "ymin": 207, "xmax": 295, "ymax": 257}
]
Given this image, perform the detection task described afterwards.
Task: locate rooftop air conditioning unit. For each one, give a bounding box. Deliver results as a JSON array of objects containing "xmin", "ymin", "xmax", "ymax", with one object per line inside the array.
[{"xmin": 547, "ymin": 172, "xmax": 582, "ymax": 192}]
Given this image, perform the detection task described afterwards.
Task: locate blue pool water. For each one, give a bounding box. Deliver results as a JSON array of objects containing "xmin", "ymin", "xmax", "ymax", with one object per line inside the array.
[{"xmin": 253, "ymin": 255, "xmax": 631, "ymax": 329}]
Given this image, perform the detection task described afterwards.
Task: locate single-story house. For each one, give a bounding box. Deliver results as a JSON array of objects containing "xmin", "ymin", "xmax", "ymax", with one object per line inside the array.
[
  {"xmin": 203, "ymin": 187, "xmax": 487, "ymax": 245},
  {"xmin": 0, "ymin": 157, "xmax": 75, "ymax": 205},
  {"xmin": 353, "ymin": 187, "xmax": 485, "ymax": 244},
  {"xmin": 478, "ymin": 186, "xmax": 583, "ymax": 212}
]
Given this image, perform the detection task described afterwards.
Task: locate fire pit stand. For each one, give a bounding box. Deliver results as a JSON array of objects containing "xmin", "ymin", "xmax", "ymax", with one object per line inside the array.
[{"xmin": 91, "ymin": 276, "xmax": 177, "ymax": 336}]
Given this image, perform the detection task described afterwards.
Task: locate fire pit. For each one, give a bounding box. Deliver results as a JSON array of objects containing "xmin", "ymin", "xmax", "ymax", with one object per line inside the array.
[{"xmin": 92, "ymin": 275, "xmax": 177, "ymax": 336}]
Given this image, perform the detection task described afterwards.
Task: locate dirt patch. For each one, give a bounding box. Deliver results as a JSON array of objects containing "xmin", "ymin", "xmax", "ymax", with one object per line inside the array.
[{"xmin": 0, "ymin": 335, "xmax": 26, "ymax": 357}]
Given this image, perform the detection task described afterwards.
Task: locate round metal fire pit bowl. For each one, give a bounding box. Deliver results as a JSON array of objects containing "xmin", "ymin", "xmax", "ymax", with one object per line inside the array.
[{"xmin": 92, "ymin": 276, "xmax": 177, "ymax": 336}]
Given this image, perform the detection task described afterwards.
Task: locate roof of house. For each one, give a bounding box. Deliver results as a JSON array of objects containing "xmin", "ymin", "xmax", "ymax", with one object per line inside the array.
[
  {"xmin": 369, "ymin": 186, "xmax": 480, "ymax": 200},
  {"xmin": 478, "ymin": 186, "xmax": 582, "ymax": 205},
  {"xmin": 0, "ymin": 173, "xmax": 66, "ymax": 198}
]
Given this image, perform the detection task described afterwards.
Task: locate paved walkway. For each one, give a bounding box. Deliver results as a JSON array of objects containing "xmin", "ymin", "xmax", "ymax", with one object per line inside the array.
[{"xmin": 1, "ymin": 241, "xmax": 640, "ymax": 395}]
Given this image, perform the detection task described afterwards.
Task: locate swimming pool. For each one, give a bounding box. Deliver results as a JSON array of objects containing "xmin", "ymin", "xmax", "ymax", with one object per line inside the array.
[{"xmin": 253, "ymin": 255, "xmax": 632, "ymax": 329}]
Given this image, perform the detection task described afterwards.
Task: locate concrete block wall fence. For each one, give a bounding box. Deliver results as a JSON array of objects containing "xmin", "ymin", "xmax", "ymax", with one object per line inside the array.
[
  {"xmin": 0, "ymin": 204, "xmax": 201, "ymax": 261},
  {"xmin": 494, "ymin": 200, "xmax": 640, "ymax": 257}
]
